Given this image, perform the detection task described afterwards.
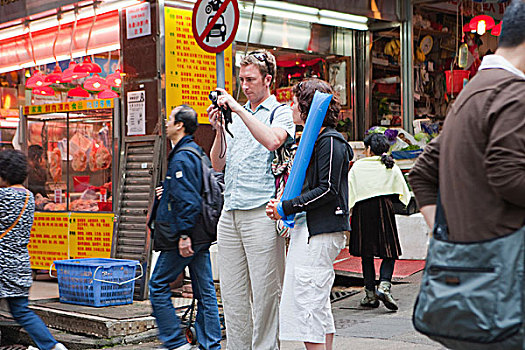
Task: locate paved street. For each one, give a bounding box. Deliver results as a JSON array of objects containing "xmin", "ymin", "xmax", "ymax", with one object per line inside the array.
[{"xmin": 85, "ymin": 271, "xmax": 444, "ymax": 350}]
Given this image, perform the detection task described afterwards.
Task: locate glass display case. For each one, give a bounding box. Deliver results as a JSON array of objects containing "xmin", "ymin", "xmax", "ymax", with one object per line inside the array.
[{"xmin": 21, "ymin": 100, "xmax": 117, "ymax": 213}]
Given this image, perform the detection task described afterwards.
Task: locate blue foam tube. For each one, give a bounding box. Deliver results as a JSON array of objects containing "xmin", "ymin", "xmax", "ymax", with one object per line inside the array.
[{"xmin": 277, "ymin": 91, "xmax": 333, "ymax": 228}]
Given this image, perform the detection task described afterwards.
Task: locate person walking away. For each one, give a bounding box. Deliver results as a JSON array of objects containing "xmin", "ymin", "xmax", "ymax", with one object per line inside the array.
[
  {"xmin": 149, "ymin": 105, "xmax": 221, "ymax": 350},
  {"xmin": 207, "ymin": 49, "xmax": 294, "ymax": 350},
  {"xmin": 266, "ymin": 79, "xmax": 352, "ymax": 350},
  {"xmin": 348, "ymin": 133, "xmax": 411, "ymax": 311},
  {"xmin": 0, "ymin": 149, "xmax": 67, "ymax": 350}
]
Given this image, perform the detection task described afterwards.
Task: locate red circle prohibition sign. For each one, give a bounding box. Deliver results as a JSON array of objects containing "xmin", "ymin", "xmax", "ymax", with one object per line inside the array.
[{"xmin": 192, "ymin": 0, "xmax": 240, "ymax": 53}]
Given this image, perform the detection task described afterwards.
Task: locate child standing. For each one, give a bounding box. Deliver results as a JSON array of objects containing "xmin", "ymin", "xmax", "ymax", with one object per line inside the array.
[{"xmin": 348, "ymin": 133, "xmax": 411, "ymax": 311}]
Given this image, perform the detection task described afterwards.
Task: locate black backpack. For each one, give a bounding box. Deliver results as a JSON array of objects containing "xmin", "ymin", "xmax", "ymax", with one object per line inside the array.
[{"xmin": 178, "ymin": 146, "xmax": 224, "ymax": 241}]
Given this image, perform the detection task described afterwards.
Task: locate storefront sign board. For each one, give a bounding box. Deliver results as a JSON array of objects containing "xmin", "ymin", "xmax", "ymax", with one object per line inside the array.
[
  {"xmin": 165, "ymin": 7, "xmax": 233, "ymax": 124},
  {"xmin": 69, "ymin": 213, "xmax": 113, "ymax": 259},
  {"xmin": 191, "ymin": 0, "xmax": 239, "ymax": 53},
  {"xmin": 28, "ymin": 212, "xmax": 69, "ymax": 270},
  {"xmin": 24, "ymin": 99, "xmax": 114, "ymax": 115},
  {"xmin": 126, "ymin": 91, "xmax": 146, "ymax": 136},
  {"xmin": 126, "ymin": 2, "xmax": 152, "ymax": 39}
]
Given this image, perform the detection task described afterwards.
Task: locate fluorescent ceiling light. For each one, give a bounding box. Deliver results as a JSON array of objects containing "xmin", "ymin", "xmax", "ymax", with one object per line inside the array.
[
  {"xmin": 0, "ymin": 0, "xmax": 140, "ymax": 42},
  {"xmin": 241, "ymin": 0, "xmax": 369, "ymax": 31}
]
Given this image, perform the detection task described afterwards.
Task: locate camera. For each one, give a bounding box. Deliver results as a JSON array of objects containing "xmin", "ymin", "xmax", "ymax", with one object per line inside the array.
[{"xmin": 209, "ymin": 90, "xmax": 233, "ymax": 137}]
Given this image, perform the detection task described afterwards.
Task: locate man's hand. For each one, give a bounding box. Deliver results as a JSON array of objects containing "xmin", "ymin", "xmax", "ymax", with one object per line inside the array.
[
  {"xmin": 207, "ymin": 104, "xmax": 225, "ymax": 132},
  {"xmin": 178, "ymin": 236, "xmax": 194, "ymax": 257},
  {"xmin": 155, "ymin": 186, "xmax": 163, "ymax": 200},
  {"xmin": 265, "ymin": 198, "xmax": 282, "ymax": 221},
  {"xmin": 215, "ymin": 88, "xmax": 243, "ymax": 115}
]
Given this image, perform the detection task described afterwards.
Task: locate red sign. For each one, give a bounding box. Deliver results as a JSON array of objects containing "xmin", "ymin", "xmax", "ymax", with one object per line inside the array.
[{"xmin": 191, "ymin": 0, "xmax": 239, "ymax": 53}]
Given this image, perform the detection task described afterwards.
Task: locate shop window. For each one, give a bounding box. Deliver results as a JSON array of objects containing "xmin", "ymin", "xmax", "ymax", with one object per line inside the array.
[{"xmin": 25, "ymin": 110, "xmax": 114, "ymax": 213}]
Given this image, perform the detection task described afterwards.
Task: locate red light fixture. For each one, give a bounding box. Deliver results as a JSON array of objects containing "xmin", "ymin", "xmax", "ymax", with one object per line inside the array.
[
  {"xmin": 83, "ymin": 74, "xmax": 107, "ymax": 91},
  {"xmin": 32, "ymin": 86, "xmax": 55, "ymax": 96},
  {"xmin": 98, "ymin": 89, "xmax": 119, "ymax": 99},
  {"xmin": 106, "ymin": 69, "xmax": 123, "ymax": 88},
  {"xmin": 74, "ymin": 57, "xmax": 102, "ymax": 74},
  {"xmin": 469, "ymin": 15, "xmax": 495, "ymax": 36},
  {"xmin": 491, "ymin": 21, "xmax": 502, "ymax": 36},
  {"xmin": 62, "ymin": 61, "xmax": 90, "ymax": 82},
  {"xmin": 44, "ymin": 64, "xmax": 64, "ymax": 84},
  {"xmin": 26, "ymin": 70, "xmax": 50, "ymax": 88},
  {"xmin": 67, "ymin": 85, "xmax": 90, "ymax": 97}
]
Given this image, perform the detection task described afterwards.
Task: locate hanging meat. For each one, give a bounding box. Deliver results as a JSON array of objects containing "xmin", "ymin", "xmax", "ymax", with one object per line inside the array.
[
  {"xmin": 89, "ymin": 141, "xmax": 111, "ymax": 172},
  {"xmin": 72, "ymin": 149, "xmax": 87, "ymax": 171},
  {"xmin": 49, "ymin": 148, "xmax": 62, "ymax": 183}
]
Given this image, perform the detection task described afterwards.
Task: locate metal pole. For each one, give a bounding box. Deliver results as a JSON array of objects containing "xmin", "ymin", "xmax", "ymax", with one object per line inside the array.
[
  {"xmin": 216, "ymin": 51, "xmax": 225, "ymax": 89},
  {"xmin": 400, "ymin": 0, "xmax": 414, "ymax": 133}
]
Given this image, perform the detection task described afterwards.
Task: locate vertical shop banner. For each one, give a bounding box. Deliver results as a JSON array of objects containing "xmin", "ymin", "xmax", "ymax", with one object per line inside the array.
[
  {"xmin": 69, "ymin": 213, "xmax": 114, "ymax": 259},
  {"xmin": 28, "ymin": 213, "xmax": 69, "ymax": 270},
  {"xmin": 127, "ymin": 91, "xmax": 146, "ymax": 136},
  {"xmin": 165, "ymin": 7, "xmax": 233, "ymax": 124},
  {"xmin": 126, "ymin": 2, "xmax": 152, "ymax": 39}
]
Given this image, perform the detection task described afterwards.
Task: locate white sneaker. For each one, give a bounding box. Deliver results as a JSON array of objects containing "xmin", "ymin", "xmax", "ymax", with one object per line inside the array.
[
  {"xmin": 27, "ymin": 346, "xmax": 39, "ymax": 350},
  {"xmin": 52, "ymin": 343, "xmax": 68, "ymax": 350}
]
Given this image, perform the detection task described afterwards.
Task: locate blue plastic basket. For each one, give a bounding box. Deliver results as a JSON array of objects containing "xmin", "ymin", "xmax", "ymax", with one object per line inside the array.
[
  {"xmin": 52, "ymin": 258, "xmax": 142, "ymax": 307},
  {"xmin": 391, "ymin": 149, "xmax": 423, "ymax": 160}
]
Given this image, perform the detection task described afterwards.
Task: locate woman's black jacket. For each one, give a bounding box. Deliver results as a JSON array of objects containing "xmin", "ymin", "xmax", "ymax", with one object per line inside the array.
[{"xmin": 282, "ymin": 127, "xmax": 353, "ymax": 236}]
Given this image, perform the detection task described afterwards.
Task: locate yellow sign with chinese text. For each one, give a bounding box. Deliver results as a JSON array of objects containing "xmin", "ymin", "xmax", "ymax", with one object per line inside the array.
[
  {"xmin": 28, "ymin": 213, "xmax": 69, "ymax": 269},
  {"xmin": 165, "ymin": 7, "xmax": 233, "ymax": 124},
  {"xmin": 69, "ymin": 213, "xmax": 114, "ymax": 259},
  {"xmin": 24, "ymin": 99, "xmax": 114, "ymax": 115}
]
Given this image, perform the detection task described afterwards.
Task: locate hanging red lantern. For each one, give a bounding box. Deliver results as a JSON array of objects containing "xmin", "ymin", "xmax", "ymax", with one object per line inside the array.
[
  {"xmin": 469, "ymin": 15, "xmax": 495, "ymax": 36},
  {"xmin": 62, "ymin": 61, "xmax": 90, "ymax": 82},
  {"xmin": 44, "ymin": 64, "xmax": 64, "ymax": 84},
  {"xmin": 98, "ymin": 89, "xmax": 119, "ymax": 99},
  {"xmin": 83, "ymin": 74, "xmax": 107, "ymax": 91},
  {"xmin": 74, "ymin": 57, "xmax": 102, "ymax": 74},
  {"xmin": 491, "ymin": 21, "xmax": 502, "ymax": 36},
  {"xmin": 106, "ymin": 70, "xmax": 123, "ymax": 88},
  {"xmin": 26, "ymin": 70, "xmax": 50, "ymax": 88},
  {"xmin": 32, "ymin": 86, "xmax": 55, "ymax": 96},
  {"xmin": 67, "ymin": 85, "xmax": 90, "ymax": 97}
]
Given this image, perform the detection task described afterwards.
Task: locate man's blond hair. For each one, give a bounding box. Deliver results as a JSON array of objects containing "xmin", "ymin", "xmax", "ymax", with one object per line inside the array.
[{"xmin": 240, "ymin": 49, "xmax": 277, "ymax": 85}]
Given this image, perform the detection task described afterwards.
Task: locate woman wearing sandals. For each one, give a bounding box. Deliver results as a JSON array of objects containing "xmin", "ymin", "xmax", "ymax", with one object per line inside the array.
[
  {"xmin": 0, "ymin": 149, "xmax": 67, "ymax": 350},
  {"xmin": 266, "ymin": 79, "xmax": 353, "ymax": 350},
  {"xmin": 348, "ymin": 133, "xmax": 411, "ymax": 311}
]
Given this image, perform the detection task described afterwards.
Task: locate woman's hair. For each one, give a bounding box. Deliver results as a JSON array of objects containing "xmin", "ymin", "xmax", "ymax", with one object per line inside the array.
[
  {"xmin": 28, "ymin": 144, "xmax": 44, "ymax": 165},
  {"xmin": 292, "ymin": 79, "xmax": 341, "ymax": 127},
  {"xmin": 0, "ymin": 149, "xmax": 28, "ymax": 185},
  {"xmin": 363, "ymin": 133, "xmax": 395, "ymax": 169}
]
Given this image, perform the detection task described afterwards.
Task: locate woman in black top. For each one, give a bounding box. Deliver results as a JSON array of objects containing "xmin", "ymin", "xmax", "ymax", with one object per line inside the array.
[{"xmin": 266, "ymin": 79, "xmax": 352, "ymax": 349}]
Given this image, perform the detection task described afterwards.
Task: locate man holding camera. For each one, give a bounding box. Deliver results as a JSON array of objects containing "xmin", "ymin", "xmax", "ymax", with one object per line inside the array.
[{"xmin": 207, "ymin": 50, "xmax": 294, "ymax": 350}]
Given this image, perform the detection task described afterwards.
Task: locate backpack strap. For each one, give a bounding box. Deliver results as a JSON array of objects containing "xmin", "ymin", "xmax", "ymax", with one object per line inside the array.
[
  {"xmin": 177, "ymin": 146, "xmax": 212, "ymax": 169},
  {"xmin": 269, "ymin": 103, "xmax": 287, "ymax": 125}
]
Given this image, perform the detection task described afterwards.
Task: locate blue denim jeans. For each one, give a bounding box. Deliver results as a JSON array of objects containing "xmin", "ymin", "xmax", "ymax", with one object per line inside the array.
[
  {"xmin": 149, "ymin": 243, "xmax": 221, "ymax": 350},
  {"xmin": 7, "ymin": 296, "xmax": 58, "ymax": 350}
]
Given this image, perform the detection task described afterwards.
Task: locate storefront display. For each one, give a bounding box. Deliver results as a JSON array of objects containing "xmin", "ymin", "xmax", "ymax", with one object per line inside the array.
[{"xmin": 19, "ymin": 99, "xmax": 117, "ymax": 269}]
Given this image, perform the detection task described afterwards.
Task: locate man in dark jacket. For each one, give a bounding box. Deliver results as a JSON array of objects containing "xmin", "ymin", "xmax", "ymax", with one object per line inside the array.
[
  {"xmin": 409, "ymin": 0, "xmax": 525, "ymax": 241},
  {"xmin": 149, "ymin": 105, "xmax": 221, "ymax": 350}
]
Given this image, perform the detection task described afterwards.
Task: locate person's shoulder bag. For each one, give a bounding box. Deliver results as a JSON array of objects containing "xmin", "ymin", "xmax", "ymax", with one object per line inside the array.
[{"xmin": 412, "ymin": 193, "xmax": 524, "ymax": 350}]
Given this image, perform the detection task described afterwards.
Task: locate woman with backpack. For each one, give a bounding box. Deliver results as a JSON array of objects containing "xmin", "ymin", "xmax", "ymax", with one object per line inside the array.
[
  {"xmin": 266, "ymin": 79, "xmax": 353, "ymax": 350},
  {"xmin": 348, "ymin": 132, "xmax": 410, "ymax": 311}
]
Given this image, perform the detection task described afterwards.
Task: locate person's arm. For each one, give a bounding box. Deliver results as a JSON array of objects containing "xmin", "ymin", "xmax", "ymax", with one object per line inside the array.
[
  {"xmin": 484, "ymin": 93, "xmax": 525, "ymax": 207},
  {"xmin": 281, "ymin": 136, "xmax": 347, "ymax": 216},
  {"xmin": 169, "ymin": 155, "xmax": 202, "ymax": 237},
  {"xmin": 408, "ymin": 136, "xmax": 441, "ymax": 229},
  {"xmin": 215, "ymin": 88, "xmax": 288, "ymax": 151},
  {"xmin": 207, "ymin": 104, "xmax": 227, "ymax": 172}
]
